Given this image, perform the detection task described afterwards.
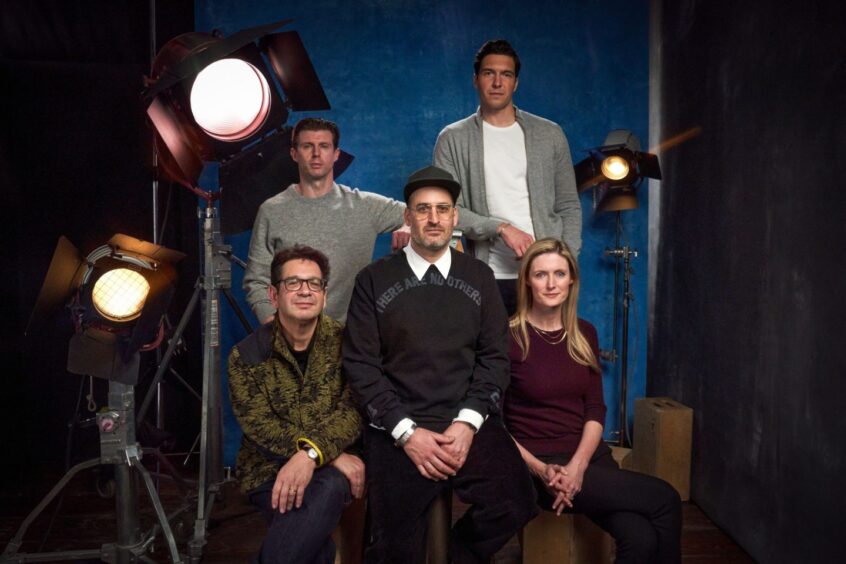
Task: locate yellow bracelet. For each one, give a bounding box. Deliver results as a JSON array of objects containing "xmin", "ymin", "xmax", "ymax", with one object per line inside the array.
[{"xmin": 296, "ymin": 437, "xmax": 325, "ymax": 467}]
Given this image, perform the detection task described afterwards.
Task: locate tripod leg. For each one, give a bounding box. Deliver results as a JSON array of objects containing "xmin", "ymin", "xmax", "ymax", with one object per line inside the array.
[
  {"xmin": 2, "ymin": 458, "xmax": 100, "ymax": 557},
  {"xmin": 221, "ymin": 287, "xmax": 254, "ymax": 334},
  {"xmin": 136, "ymin": 281, "xmax": 202, "ymax": 426},
  {"xmin": 142, "ymin": 448, "xmax": 194, "ymax": 492},
  {"xmin": 133, "ymin": 455, "xmax": 183, "ymax": 563}
]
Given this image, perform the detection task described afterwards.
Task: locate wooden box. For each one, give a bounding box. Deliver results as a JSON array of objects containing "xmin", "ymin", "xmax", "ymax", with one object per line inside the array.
[
  {"xmin": 631, "ymin": 397, "xmax": 693, "ymax": 501},
  {"xmin": 521, "ymin": 511, "xmax": 613, "ymax": 564}
]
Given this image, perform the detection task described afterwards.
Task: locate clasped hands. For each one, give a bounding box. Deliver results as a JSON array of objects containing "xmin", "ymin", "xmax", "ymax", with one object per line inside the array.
[
  {"xmin": 542, "ymin": 462, "xmax": 584, "ymax": 515},
  {"xmin": 402, "ymin": 422, "xmax": 474, "ymax": 481}
]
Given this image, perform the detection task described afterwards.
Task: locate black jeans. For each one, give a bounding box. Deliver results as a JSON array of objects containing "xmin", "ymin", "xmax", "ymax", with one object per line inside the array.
[
  {"xmin": 535, "ymin": 444, "xmax": 682, "ymax": 564},
  {"xmin": 248, "ymin": 466, "xmax": 351, "ymax": 564},
  {"xmin": 363, "ymin": 417, "xmax": 538, "ymax": 564}
]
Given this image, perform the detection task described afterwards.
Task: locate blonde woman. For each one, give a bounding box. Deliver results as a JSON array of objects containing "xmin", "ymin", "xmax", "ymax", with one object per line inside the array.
[{"xmin": 503, "ymin": 238, "xmax": 681, "ymax": 563}]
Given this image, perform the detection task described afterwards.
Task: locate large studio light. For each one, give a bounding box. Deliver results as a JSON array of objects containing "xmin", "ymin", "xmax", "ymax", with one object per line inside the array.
[
  {"xmin": 190, "ymin": 58, "xmax": 272, "ymax": 141},
  {"xmin": 27, "ymin": 234, "xmax": 185, "ymax": 384},
  {"xmin": 142, "ymin": 19, "xmax": 331, "ymax": 190},
  {"xmin": 574, "ymin": 129, "xmax": 662, "ymax": 213}
]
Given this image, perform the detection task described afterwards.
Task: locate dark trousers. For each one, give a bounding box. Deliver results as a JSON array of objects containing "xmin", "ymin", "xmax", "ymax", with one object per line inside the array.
[
  {"xmin": 363, "ymin": 417, "xmax": 538, "ymax": 564},
  {"xmin": 495, "ymin": 278, "xmax": 517, "ymax": 318},
  {"xmin": 248, "ymin": 466, "xmax": 351, "ymax": 564},
  {"xmin": 535, "ymin": 444, "xmax": 682, "ymax": 564}
]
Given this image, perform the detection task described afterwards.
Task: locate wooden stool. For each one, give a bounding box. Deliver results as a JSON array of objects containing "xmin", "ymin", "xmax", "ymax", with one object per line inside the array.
[
  {"xmin": 332, "ymin": 496, "xmax": 366, "ymax": 564},
  {"xmin": 521, "ymin": 511, "xmax": 613, "ymax": 564},
  {"xmin": 520, "ymin": 446, "xmax": 633, "ymax": 564},
  {"xmin": 332, "ymin": 489, "xmax": 452, "ymax": 564},
  {"xmin": 426, "ymin": 488, "xmax": 452, "ymax": 564}
]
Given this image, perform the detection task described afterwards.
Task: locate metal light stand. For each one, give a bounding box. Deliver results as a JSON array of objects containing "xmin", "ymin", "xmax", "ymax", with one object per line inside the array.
[
  {"xmin": 605, "ymin": 212, "xmax": 638, "ymax": 447},
  {"xmin": 2, "ymin": 382, "xmax": 183, "ymax": 564},
  {"xmin": 135, "ymin": 199, "xmax": 251, "ymax": 563}
]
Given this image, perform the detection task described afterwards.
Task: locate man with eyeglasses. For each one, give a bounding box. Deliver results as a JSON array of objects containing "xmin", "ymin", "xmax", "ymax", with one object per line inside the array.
[
  {"xmin": 433, "ymin": 39, "xmax": 581, "ymax": 314},
  {"xmin": 229, "ymin": 245, "xmax": 364, "ymax": 564},
  {"xmin": 244, "ymin": 117, "xmax": 409, "ymax": 323},
  {"xmin": 344, "ymin": 166, "xmax": 537, "ymax": 563}
]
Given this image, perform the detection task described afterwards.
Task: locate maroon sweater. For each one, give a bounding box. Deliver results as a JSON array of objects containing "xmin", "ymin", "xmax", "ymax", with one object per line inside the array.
[{"xmin": 503, "ymin": 319, "xmax": 606, "ymax": 456}]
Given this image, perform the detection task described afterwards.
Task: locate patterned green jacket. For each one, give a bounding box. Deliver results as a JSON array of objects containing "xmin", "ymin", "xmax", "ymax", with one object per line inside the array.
[{"xmin": 227, "ymin": 314, "xmax": 362, "ymax": 492}]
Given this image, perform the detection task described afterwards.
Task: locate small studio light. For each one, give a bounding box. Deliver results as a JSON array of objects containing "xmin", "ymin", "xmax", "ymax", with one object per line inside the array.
[
  {"xmin": 601, "ymin": 155, "xmax": 630, "ymax": 181},
  {"xmin": 27, "ymin": 234, "xmax": 184, "ymax": 384},
  {"xmin": 92, "ymin": 268, "xmax": 150, "ymax": 322},
  {"xmin": 574, "ymin": 129, "xmax": 661, "ymax": 212}
]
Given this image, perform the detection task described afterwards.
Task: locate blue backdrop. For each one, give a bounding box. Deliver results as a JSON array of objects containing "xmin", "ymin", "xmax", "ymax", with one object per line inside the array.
[{"xmin": 195, "ymin": 0, "xmax": 650, "ymax": 465}]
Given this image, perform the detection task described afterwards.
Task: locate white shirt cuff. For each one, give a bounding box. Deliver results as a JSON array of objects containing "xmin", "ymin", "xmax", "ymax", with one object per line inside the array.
[
  {"xmin": 390, "ymin": 418, "xmax": 416, "ymax": 440},
  {"xmin": 453, "ymin": 409, "xmax": 484, "ymax": 432}
]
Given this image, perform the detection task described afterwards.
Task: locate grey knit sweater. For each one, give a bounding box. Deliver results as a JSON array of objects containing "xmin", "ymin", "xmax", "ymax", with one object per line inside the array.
[
  {"xmin": 243, "ymin": 183, "xmax": 405, "ymax": 323},
  {"xmin": 433, "ymin": 107, "xmax": 582, "ymax": 259}
]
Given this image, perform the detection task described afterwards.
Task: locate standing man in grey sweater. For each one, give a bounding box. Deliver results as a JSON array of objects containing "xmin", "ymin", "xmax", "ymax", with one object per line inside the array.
[
  {"xmin": 433, "ymin": 39, "xmax": 582, "ymax": 314},
  {"xmin": 244, "ymin": 118, "xmax": 408, "ymax": 323}
]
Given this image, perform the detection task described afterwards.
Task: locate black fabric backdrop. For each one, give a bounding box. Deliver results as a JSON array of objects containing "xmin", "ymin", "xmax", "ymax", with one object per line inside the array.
[
  {"xmin": 1, "ymin": 0, "xmax": 197, "ymax": 491},
  {"xmin": 649, "ymin": 1, "xmax": 845, "ymax": 561}
]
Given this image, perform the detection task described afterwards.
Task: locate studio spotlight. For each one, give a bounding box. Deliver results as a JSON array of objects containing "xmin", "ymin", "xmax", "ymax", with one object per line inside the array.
[
  {"xmin": 574, "ymin": 129, "xmax": 661, "ymax": 213},
  {"xmin": 601, "ymin": 155, "xmax": 630, "ymax": 181},
  {"xmin": 190, "ymin": 58, "xmax": 272, "ymax": 141},
  {"xmin": 574, "ymin": 129, "xmax": 661, "ymax": 447},
  {"xmin": 10, "ymin": 234, "xmax": 186, "ymax": 563},
  {"xmin": 142, "ymin": 19, "xmax": 331, "ymax": 191},
  {"xmin": 27, "ymin": 234, "xmax": 184, "ymax": 385}
]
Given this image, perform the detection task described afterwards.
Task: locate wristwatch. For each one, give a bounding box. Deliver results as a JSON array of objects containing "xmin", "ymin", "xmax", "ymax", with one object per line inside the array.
[
  {"xmin": 306, "ymin": 447, "xmax": 319, "ymax": 462},
  {"xmin": 395, "ymin": 423, "xmax": 417, "ymax": 448}
]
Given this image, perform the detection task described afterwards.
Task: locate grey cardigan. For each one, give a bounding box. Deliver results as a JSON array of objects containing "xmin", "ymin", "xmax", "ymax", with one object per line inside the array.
[{"xmin": 433, "ymin": 107, "xmax": 582, "ymax": 260}]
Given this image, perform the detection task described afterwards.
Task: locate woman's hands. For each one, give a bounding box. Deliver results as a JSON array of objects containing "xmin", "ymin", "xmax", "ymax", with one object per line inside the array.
[{"xmin": 543, "ymin": 461, "xmax": 586, "ymax": 515}]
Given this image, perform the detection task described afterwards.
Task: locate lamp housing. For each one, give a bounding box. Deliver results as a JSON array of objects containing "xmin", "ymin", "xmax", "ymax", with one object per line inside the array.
[
  {"xmin": 574, "ymin": 129, "xmax": 662, "ymax": 213},
  {"xmin": 28, "ymin": 234, "xmax": 184, "ymax": 384},
  {"xmin": 143, "ymin": 20, "xmax": 330, "ymax": 189}
]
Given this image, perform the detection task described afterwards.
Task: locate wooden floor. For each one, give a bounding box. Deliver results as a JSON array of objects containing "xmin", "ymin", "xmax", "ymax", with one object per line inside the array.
[{"xmin": 0, "ymin": 463, "xmax": 753, "ymax": 563}]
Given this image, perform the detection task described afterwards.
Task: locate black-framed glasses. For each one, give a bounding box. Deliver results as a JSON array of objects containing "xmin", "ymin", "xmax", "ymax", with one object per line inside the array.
[
  {"xmin": 411, "ymin": 203, "xmax": 454, "ymax": 219},
  {"xmin": 278, "ymin": 277, "xmax": 327, "ymax": 292}
]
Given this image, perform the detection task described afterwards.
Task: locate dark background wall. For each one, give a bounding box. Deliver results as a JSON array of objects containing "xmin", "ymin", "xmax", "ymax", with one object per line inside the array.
[
  {"xmin": 649, "ymin": 0, "xmax": 845, "ymax": 561},
  {"xmin": 1, "ymin": 0, "xmax": 197, "ymax": 490}
]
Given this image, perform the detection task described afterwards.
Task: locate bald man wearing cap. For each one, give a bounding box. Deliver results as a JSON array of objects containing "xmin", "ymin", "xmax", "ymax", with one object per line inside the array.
[{"xmin": 343, "ymin": 166, "xmax": 537, "ymax": 563}]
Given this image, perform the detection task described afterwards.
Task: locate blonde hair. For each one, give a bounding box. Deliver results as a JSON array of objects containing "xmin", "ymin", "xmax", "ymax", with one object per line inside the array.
[{"xmin": 509, "ymin": 238, "xmax": 599, "ymax": 372}]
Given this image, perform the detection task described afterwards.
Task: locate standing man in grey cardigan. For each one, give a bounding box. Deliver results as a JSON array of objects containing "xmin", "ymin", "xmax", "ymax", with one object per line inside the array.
[
  {"xmin": 433, "ymin": 39, "xmax": 582, "ymax": 314},
  {"xmin": 244, "ymin": 118, "xmax": 409, "ymax": 323}
]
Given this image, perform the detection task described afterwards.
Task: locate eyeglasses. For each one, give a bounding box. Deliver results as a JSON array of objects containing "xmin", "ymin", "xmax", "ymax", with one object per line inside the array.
[
  {"xmin": 411, "ymin": 203, "xmax": 454, "ymax": 219},
  {"xmin": 277, "ymin": 277, "xmax": 327, "ymax": 292}
]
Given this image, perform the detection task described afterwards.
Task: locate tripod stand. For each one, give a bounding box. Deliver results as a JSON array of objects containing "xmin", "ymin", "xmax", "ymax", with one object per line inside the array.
[
  {"xmin": 605, "ymin": 211, "xmax": 639, "ymax": 448},
  {"xmin": 2, "ymin": 381, "xmax": 183, "ymax": 564},
  {"xmin": 135, "ymin": 200, "xmax": 252, "ymax": 563}
]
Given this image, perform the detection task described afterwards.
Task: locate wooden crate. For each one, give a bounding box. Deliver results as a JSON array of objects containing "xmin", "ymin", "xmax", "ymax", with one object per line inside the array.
[{"xmin": 631, "ymin": 397, "xmax": 693, "ymax": 501}]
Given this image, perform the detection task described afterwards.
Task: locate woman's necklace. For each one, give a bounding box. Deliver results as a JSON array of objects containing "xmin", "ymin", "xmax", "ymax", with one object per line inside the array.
[{"xmin": 529, "ymin": 322, "xmax": 567, "ymax": 346}]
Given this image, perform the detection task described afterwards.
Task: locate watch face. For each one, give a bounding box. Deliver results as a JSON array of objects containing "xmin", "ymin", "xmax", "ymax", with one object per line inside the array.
[{"xmin": 307, "ymin": 448, "xmax": 318, "ymax": 460}]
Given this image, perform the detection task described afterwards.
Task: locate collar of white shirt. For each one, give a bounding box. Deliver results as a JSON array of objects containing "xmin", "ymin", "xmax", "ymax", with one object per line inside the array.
[{"xmin": 403, "ymin": 243, "xmax": 451, "ymax": 281}]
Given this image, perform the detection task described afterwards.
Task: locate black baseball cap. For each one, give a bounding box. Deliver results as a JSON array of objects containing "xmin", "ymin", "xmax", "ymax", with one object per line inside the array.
[{"xmin": 403, "ymin": 165, "xmax": 461, "ymax": 203}]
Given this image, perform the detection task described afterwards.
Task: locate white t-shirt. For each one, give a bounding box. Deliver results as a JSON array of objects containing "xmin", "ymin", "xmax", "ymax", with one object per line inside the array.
[{"xmin": 482, "ymin": 121, "xmax": 534, "ymax": 278}]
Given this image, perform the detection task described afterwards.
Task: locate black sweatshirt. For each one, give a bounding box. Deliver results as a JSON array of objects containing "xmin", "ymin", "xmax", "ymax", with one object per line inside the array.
[{"xmin": 343, "ymin": 248, "xmax": 509, "ymax": 432}]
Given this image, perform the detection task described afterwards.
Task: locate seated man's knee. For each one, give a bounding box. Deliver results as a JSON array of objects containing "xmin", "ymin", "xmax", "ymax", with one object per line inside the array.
[{"xmin": 309, "ymin": 466, "xmax": 351, "ymax": 510}]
